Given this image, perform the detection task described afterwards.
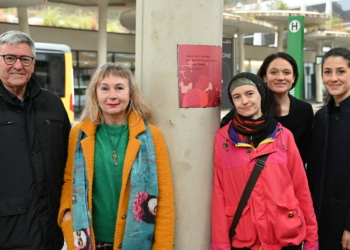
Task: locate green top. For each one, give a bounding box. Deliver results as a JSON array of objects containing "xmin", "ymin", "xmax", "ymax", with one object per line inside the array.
[{"xmin": 93, "ymin": 123, "xmax": 129, "ymax": 242}]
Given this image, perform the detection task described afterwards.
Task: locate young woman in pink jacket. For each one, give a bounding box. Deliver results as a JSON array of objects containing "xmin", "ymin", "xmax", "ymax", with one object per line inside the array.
[{"xmin": 211, "ymin": 72, "xmax": 318, "ymax": 250}]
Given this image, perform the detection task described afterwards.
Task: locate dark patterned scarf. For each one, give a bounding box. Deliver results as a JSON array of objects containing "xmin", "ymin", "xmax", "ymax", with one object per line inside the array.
[{"xmin": 232, "ymin": 109, "xmax": 277, "ymax": 147}]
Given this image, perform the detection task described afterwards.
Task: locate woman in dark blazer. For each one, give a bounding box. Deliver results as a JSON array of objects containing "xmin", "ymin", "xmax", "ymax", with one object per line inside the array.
[
  {"xmin": 307, "ymin": 47, "xmax": 350, "ymax": 250},
  {"xmin": 221, "ymin": 52, "xmax": 313, "ymax": 165}
]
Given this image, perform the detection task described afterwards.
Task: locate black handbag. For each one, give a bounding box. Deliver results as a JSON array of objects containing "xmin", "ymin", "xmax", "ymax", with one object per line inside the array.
[{"xmin": 229, "ymin": 154, "xmax": 269, "ymax": 244}]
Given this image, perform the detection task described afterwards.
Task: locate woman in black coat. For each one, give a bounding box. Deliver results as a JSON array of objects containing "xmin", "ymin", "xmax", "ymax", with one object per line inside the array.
[
  {"xmin": 221, "ymin": 53, "xmax": 313, "ymax": 165},
  {"xmin": 307, "ymin": 47, "xmax": 350, "ymax": 250}
]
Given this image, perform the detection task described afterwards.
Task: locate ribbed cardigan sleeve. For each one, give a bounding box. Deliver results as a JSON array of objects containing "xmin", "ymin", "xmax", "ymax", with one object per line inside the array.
[
  {"xmin": 150, "ymin": 125, "xmax": 175, "ymax": 250},
  {"xmin": 57, "ymin": 123, "xmax": 80, "ymax": 248}
]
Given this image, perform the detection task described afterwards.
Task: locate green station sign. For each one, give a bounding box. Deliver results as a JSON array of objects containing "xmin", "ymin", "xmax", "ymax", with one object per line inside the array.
[{"xmin": 287, "ymin": 16, "xmax": 304, "ymax": 100}]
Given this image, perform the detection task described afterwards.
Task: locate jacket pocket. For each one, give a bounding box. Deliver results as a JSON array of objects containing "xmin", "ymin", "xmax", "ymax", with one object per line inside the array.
[
  {"xmin": 329, "ymin": 198, "xmax": 350, "ymax": 238},
  {"xmin": 42, "ymin": 119, "xmax": 64, "ymax": 145},
  {"xmin": 225, "ymin": 205, "xmax": 257, "ymax": 242},
  {"xmin": 0, "ymin": 196, "xmax": 30, "ymax": 248},
  {"xmin": 44, "ymin": 119, "xmax": 63, "ymax": 125},
  {"xmin": 275, "ymin": 200, "xmax": 304, "ymax": 241},
  {"xmin": 39, "ymin": 118, "xmax": 66, "ymax": 182},
  {"xmin": 0, "ymin": 120, "xmax": 14, "ymax": 126}
]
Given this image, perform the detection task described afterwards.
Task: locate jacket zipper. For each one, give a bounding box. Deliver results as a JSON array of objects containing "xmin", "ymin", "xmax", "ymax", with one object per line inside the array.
[
  {"xmin": 45, "ymin": 119, "xmax": 62, "ymax": 125},
  {"xmin": 0, "ymin": 121, "xmax": 14, "ymax": 126}
]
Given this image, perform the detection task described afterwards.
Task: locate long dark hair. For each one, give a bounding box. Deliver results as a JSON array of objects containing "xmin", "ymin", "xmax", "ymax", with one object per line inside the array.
[
  {"xmin": 321, "ymin": 47, "xmax": 350, "ymax": 105},
  {"xmin": 257, "ymin": 52, "xmax": 299, "ymax": 117}
]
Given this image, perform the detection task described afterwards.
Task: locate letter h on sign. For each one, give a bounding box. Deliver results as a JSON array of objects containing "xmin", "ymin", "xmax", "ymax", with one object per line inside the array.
[
  {"xmin": 289, "ymin": 20, "xmax": 301, "ymax": 33},
  {"xmin": 291, "ymin": 22, "xmax": 298, "ymax": 31}
]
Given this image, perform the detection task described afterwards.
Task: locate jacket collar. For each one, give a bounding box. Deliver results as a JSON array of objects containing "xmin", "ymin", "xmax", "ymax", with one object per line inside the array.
[
  {"xmin": 326, "ymin": 95, "xmax": 350, "ymax": 113},
  {"xmin": 220, "ymin": 121, "xmax": 279, "ymax": 147},
  {"xmin": 289, "ymin": 95, "xmax": 301, "ymax": 110},
  {"xmin": 219, "ymin": 122, "xmax": 279, "ymax": 159},
  {"xmin": 0, "ymin": 77, "xmax": 43, "ymax": 104},
  {"xmin": 78, "ymin": 110, "xmax": 147, "ymax": 192},
  {"xmin": 79, "ymin": 110, "xmax": 146, "ymax": 139},
  {"xmin": 287, "ymin": 95, "xmax": 301, "ymax": 117}
]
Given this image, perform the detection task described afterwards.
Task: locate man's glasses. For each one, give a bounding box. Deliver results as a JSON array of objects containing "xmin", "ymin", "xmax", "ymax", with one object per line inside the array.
[{"xmin": 0, "ymin": 54, "xmax": 35, "ymax": 66}]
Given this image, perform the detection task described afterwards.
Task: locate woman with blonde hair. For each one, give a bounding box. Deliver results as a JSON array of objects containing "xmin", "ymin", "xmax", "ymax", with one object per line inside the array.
[{"xmin": 58, "ymin": 63, "xmax": 175, "ymax": 249}]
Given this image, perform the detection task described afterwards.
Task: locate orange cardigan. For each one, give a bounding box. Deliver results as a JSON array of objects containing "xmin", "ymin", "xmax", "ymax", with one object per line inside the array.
[{"xmin": 58, "ymin": 111, "xmax": 175, "ymax": 249}]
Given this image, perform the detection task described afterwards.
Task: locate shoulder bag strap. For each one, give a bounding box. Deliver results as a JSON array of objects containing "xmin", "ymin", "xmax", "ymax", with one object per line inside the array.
[{"xmin": 229, "ymin": 154, "xmax": 269, "ymax": 243}]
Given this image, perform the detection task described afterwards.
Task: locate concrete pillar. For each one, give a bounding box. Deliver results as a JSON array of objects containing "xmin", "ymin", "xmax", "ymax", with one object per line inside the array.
[
  {"xmin": 277, "ymin": 25, "xmax": 284, "ymax": 52},
  {"xmin": 97, "ymin": 0, "xmax": 108, "ymax": 67},
  {"xmin": 314, "ymin": 41, "xmax": 323, "ymax": 103},
  {"xmin": 233, "ymin": 35, "xmax": 237, "ymax": 75},
  {"xmin": 17, "ymin": 7, "xmax": 30, "ymax": 35},
  {"xmin": 135, "ymin": 0, "xmax": 222, "ymax": 249},
  {"xmin": 237, "ymin": 32, "xmax": 245, "ymax": 72},
  {"xmin": 325, "ymin": 0, "xmax": 333, "ymax": 18},
  {"xmin": 253, "ymin": 33, "xmax": 262, "ymax": 46},
  {"xmin": 300, "ymin": 2, "xmax": 306, "ymax": 12}
]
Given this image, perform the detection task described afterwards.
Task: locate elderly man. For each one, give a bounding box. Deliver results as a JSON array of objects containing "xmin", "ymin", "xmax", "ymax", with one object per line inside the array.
[{"xmin": 0, "ymin": 30, "xmax": 70, "ymax": 249}]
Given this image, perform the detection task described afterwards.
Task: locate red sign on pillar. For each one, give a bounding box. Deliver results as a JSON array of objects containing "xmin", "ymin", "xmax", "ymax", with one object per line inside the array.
[{"xmin": 178, "ymin": 45, "xmax": 222, "ymax": 108}]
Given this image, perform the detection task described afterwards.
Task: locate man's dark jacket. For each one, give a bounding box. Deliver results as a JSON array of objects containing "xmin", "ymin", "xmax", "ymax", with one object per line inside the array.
[{"xmin": 0, "ymin": 78, "xmax": 70, "ymax": 250}]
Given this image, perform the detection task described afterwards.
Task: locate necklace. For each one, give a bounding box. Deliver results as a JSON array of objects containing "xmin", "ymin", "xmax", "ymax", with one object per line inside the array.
[{"xmin": 104, "ymin": 121, "xmax": 127, "ymax": 166}]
